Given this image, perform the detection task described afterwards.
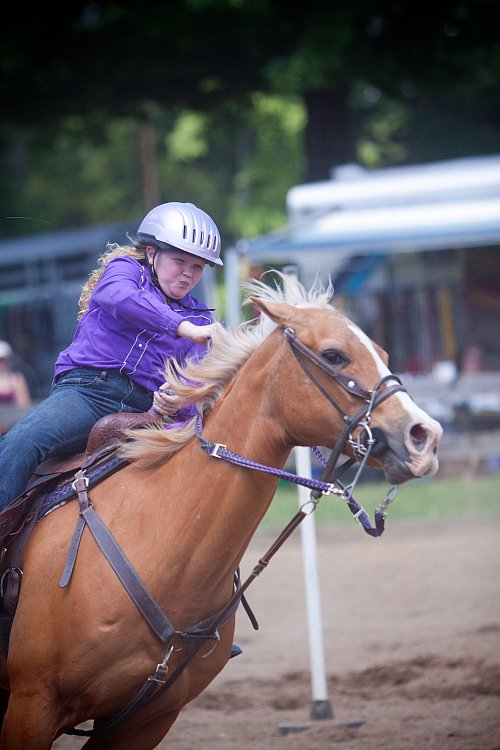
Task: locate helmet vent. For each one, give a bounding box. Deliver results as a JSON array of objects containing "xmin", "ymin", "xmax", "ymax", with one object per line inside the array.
[{"xmin": 183, "ymin": 225, "xmax": 188, "ymax": 240}]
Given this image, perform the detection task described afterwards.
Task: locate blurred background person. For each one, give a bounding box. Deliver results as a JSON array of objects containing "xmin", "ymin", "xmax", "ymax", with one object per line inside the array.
[{"xmin": 0, "ymin": 340, "xmax": 32, "ymax": 409}]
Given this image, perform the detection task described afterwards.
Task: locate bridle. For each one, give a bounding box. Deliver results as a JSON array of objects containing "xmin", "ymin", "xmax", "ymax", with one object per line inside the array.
[
  {"xmin": 196, "ymin": 326, "xmax": 409, "ymax": 536},
  {"xmin": 283, "ymin": 326, "xmax": 408, "ymax": 498},
  {"xmin": 284, "ymin": 326, "xmax": 407, "ymax": 423}
]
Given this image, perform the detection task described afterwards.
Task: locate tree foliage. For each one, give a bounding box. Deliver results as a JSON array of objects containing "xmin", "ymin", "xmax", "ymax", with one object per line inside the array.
[{"xmin": 1, "ymin": 0, "xmax": 499, "ymax": 241}]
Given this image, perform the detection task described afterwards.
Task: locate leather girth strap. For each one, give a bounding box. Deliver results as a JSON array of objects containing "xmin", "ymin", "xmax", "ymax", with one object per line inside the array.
[
  {"xmin": 62, "ymin": 470, "xmax": 177, "ymax": 643},
  {"xmin": 63, "ymin": 466, "xmax": 259, "ymax": 738},
  {"xmin": 63, "ymin": 470, "xmax": 257, "ymax": 645}
]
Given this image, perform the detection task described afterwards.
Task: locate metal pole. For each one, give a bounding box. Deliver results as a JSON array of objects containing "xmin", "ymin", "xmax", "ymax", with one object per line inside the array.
[
  {"xmin": 295, "ymin": 447, "xmax": 333, "ymax": 720},
  {"xmin": 284, "ymin": 263, "xmax": 333, "ymax": 721}
]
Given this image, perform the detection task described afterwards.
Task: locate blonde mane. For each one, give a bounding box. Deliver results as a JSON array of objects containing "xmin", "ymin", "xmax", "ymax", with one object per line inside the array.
[{"xmin": 122, "ymin": 272, "xmax": 335, "ymax": 466}]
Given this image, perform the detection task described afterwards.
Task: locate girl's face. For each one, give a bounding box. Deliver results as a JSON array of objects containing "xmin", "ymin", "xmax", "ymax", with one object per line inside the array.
[{"xmin": 146, "ymin": 247, "xmax": 206, "ymax": 299}]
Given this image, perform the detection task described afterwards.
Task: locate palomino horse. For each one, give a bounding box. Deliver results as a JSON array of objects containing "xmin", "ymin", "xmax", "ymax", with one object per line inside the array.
[{"xmin": 0, "ymin": 272, "xmax": 442, "ymax": 749}]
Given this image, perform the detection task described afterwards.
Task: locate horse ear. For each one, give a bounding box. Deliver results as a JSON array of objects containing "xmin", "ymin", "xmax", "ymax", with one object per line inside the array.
[{"xmin": 249, "ymin": 296, "xmax": 297, "ymax": 328}]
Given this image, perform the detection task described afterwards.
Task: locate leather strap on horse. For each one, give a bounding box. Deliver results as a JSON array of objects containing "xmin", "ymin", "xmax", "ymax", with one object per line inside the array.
[
  {"xmin": 63, "ymin": 471, "xmax": 248, "ymax": 647},
  {"xmin": 66, "ymin": 499, "xmax": 310, "ymax": 737},
  {"xmin": 63, "ymin": 470, "xmax": 177, "ymax": 643},
  {"xmin": 284, "ymin": 327, "xmax": 407, "ymax": 425}
]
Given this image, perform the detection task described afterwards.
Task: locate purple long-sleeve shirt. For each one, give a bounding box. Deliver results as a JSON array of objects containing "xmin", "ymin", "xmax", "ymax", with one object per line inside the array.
[{"xmin": 54, "ymin": 256, "xmax": 214, "ymax": 392}]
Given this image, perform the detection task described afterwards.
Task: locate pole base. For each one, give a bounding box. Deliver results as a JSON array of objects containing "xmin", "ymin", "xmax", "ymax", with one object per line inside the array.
[
  {"xmin": 310, "ymin": 699, "xmax": 334, "ymax": 721},
  {"xmin": 278, "ymin": 723, "xmax": 311, "ymax": 736}
]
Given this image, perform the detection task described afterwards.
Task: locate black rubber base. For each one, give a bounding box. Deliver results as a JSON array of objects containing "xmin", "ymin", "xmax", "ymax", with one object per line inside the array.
[{"xmin": 310, "ymin": 698, "xmax": 334, "ymax": 720}]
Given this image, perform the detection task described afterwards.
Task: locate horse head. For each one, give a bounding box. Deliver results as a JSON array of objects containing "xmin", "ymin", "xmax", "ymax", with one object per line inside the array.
[{"xmin": 248, "ymin": 281, "xmax": 442, "ymax": 486}]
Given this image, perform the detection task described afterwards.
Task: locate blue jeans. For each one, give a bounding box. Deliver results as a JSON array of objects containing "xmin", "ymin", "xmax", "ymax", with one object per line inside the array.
[{"xmin": 0, "ymin": 368, "xmax": 153, "ymax": 510}]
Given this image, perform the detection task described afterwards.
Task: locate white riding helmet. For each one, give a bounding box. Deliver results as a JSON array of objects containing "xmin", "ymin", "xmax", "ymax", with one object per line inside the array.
[{"xmin": 136, "ymin": 201, "xmax": 223, "ymax": 267}]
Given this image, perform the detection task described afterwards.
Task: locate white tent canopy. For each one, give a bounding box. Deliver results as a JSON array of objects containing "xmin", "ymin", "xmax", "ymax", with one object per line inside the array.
[
  {"xmin": 231, "ymin": 154, "xmax": 500, "ymax": 289},
  {"xmin": 240, "ymin": 195, "xmax": 500, "ymax": 257},
  {"xmin": 225, "ymin": 154, "xmax": 500, "ymax": 326},
  {"xmin": 287, "ymin": 153, "xmax": 500, "ymax": 216}
]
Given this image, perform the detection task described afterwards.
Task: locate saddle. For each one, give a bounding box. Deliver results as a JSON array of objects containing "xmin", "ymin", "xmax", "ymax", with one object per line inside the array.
[{"xmin": 0, "ymin": 411, "xmax": 162, "ymax": 619}]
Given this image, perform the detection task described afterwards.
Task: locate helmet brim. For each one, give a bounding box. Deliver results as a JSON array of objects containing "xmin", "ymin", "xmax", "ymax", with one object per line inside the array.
[{"xmin": 136, "ymin": 234, "xmax": 223, "ymax": 267}]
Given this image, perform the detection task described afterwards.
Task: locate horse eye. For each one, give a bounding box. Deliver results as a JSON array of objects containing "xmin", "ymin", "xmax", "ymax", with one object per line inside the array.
[{"xmin": 322, "ymin": 349, "xmax": 345, "ymax": 366}]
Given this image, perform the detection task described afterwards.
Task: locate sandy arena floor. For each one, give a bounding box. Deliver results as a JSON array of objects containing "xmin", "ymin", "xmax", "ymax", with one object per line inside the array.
[{"xmin": 54, "ymin": 514, "xmax": 500, "ymax": 750}]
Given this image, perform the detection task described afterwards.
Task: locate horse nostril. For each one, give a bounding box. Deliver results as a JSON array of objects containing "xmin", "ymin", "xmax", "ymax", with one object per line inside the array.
[{"xmin": 409, "ymin": 423, "xmax": 430, "ymax": 452}]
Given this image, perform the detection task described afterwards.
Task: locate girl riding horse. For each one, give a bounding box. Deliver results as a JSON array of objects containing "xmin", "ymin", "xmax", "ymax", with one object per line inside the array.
[{"xmin": 0, "ymin": 201, "xmax": 222, "ymax": 511}]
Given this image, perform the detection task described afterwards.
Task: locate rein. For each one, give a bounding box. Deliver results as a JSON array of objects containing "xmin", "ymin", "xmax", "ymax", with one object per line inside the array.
[
  {"xmin": 196, "ymin": 416, "xmax": 394, "ymax": 537},
  {"xmin": 196, "ymin": 326, "xmax": 408, "ymax": 537}
]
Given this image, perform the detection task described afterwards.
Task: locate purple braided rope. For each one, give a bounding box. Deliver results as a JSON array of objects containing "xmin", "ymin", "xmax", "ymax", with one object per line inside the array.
[
  {"xmin": 194, "ymin": 417, "xmax": 387, "ymax": 537},
  {"xmin": 311, "ymin": 446, "xmax": 327, "ymax": 466},
  {"xmin": 195, "ymin": 416, "xmax": 334, "ymax": 495},
  {"xmin": 311, "ymin": 446, "xmax": 385, "ymax": 536}
]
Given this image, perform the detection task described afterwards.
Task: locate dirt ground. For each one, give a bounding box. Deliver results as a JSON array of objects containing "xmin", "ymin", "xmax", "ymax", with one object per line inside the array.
[{"xmin": 55, "ymin": 515, "xmax": 500, "ymax": 750}]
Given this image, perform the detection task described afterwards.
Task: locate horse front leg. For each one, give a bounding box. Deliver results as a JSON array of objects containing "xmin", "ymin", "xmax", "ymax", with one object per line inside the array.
[
  {"xmin": 80, "ymin": 709, "xmax": 182, "ymax": 750},
  {"xmin": 0, "ymin": 693, "xmax": 60, "ymax": 750}
]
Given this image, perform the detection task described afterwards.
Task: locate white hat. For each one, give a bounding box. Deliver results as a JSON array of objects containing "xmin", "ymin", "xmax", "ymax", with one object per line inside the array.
[
  {"xmin": 136, "ymin": 202, "xmax": 223, "ymax": 266},
  {"xmin": 0, "ymin": 341, "xmax": 13, "ymax": 359}
]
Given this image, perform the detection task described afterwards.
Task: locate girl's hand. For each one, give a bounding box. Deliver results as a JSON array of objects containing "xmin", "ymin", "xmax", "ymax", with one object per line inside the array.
[
  {"xmin": 152, "ymin": 382, "xmax": 183, "ymax": 416},
  {"xmin": 177, "ymin": 320, "xmax": 218, "ymax": 345}
]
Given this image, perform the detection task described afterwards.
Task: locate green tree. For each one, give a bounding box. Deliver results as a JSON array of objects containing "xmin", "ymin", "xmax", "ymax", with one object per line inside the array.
[{"xmin": 1, "ymin": 0, "xmax": 499, "ymax": 239}]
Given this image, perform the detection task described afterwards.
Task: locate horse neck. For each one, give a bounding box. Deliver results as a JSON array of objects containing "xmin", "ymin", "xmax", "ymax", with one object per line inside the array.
[
  {"xmin": 156, "ymin": 343, "xmax": 292, "ymax": 609},
  {"xmin": 205, "ymin": 345, "xmax": 292, "ymax": 468}
]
